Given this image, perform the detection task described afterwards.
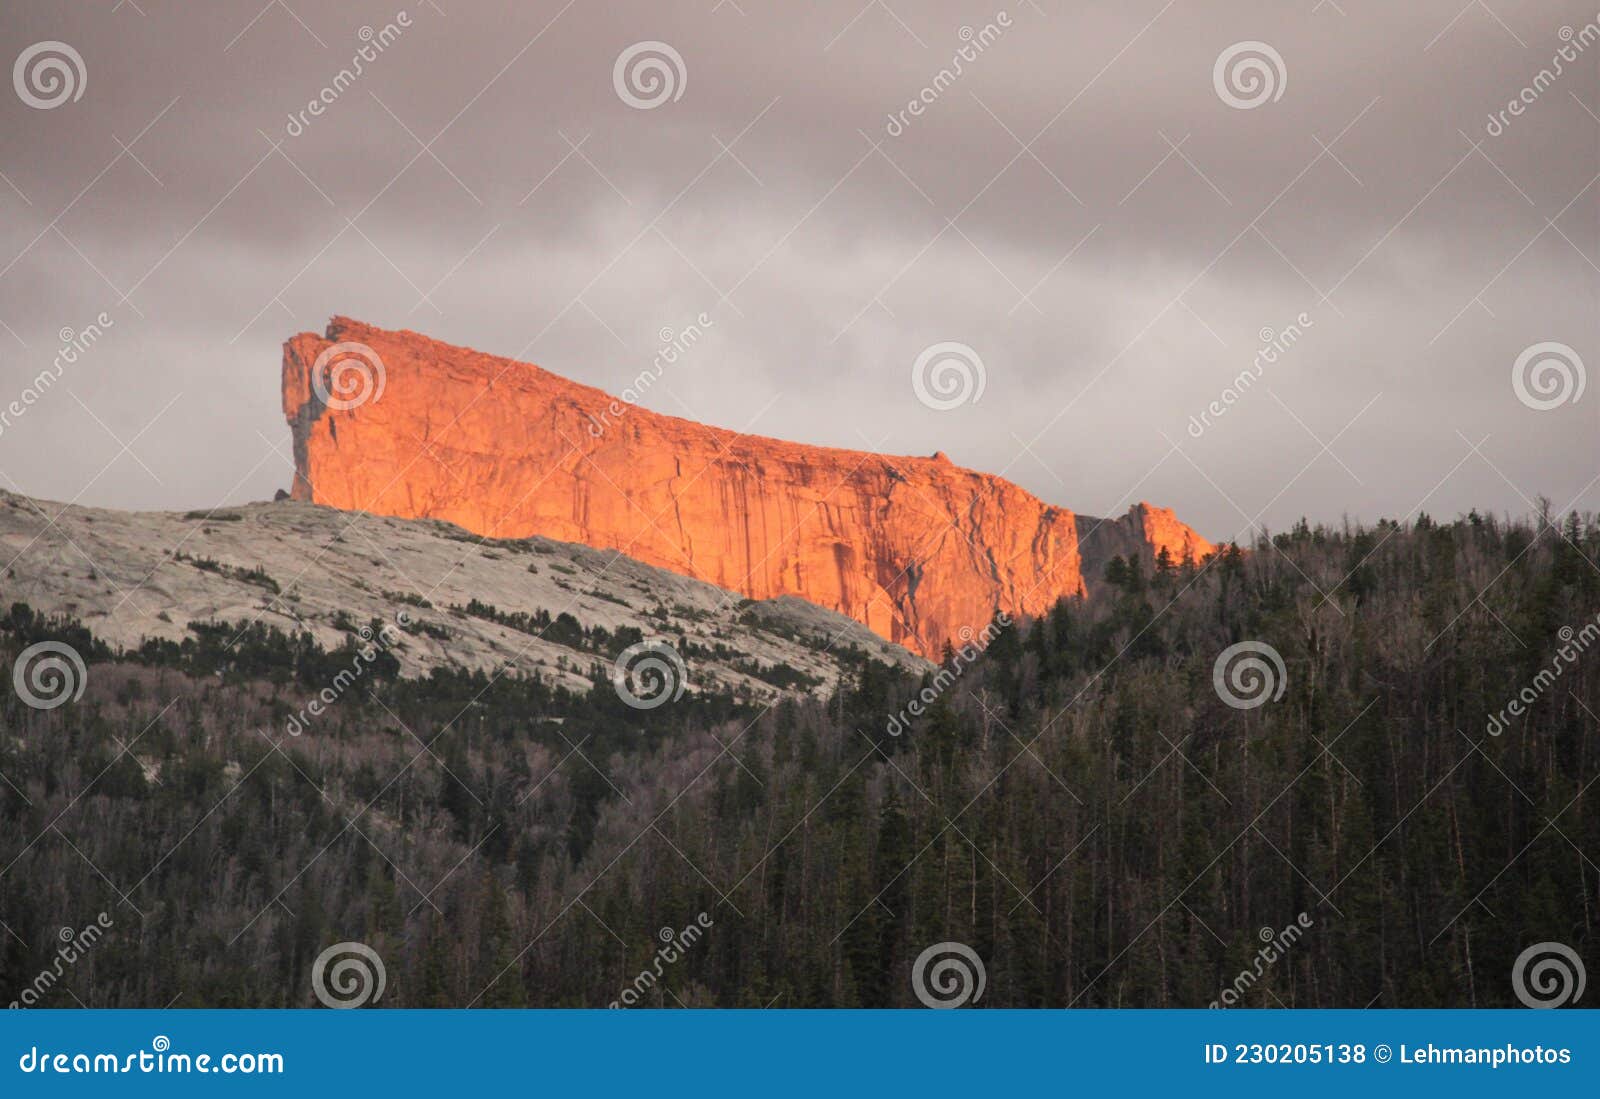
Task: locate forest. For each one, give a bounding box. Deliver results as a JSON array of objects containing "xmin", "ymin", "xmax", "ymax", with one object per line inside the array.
[{"xmin": 1, "ymin": 506, "xmax": 1596, "ymax": 1008}]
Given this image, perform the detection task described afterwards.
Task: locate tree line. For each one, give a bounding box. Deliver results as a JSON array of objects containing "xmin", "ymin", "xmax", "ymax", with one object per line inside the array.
[{"xmin": 0, "ymin": 507, "xmax": 1595, "ymax": 1007}]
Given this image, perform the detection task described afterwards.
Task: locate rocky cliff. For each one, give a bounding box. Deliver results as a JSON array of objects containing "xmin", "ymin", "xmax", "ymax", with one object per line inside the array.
[
  {"xmin": 1078, "ymin": 503, "xmax": 1217, "ymax": 586},
  {"xmin": 284, "ymin": 318, "xmax": 1212, "ymax": 656}
]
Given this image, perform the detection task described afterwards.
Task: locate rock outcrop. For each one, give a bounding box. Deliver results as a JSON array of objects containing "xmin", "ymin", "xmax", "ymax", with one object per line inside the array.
[
  {"xmin": 1078, "ymin": 503, "xmax": 1217, "ymax": 586},
  {"xmin": 284, "ymin": 318, "xmax": 1212, "ymax": 657},
  {"xmin": 0, "ymin": 490, "xmax": 924, "ymax": 698}
]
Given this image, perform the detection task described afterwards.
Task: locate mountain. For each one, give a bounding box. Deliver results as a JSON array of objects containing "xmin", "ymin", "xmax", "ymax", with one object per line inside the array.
[
  {"xmin": 4, "ymin": 505, "xmax": 1593, "ymax": 1008},
  {"xmin": 0, "ymin": 490, "xmax": 923, "ymax": 700},
  {"xmin": 283, "ymin": 318, "xmax": 1213, "ymax": 657}
]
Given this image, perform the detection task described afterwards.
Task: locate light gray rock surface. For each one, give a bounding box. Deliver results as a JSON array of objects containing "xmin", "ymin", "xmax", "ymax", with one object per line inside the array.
[{"xmin": 0, "ymin": 491, "xmax": 927, "ymax": 699}]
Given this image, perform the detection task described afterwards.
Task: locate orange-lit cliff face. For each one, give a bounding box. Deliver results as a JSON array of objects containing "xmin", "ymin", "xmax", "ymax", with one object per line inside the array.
[
  {"xmin": 1136, "ymin": 502, "xmax": 1215, "ymax": 564},
  {"xmin": 283, "ymin": 318, "xmax": 1211, "ymax": 657}
]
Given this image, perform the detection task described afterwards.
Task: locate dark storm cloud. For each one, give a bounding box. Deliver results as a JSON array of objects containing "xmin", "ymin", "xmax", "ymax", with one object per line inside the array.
[{"xmin": 0, "ymin": 0, "xmax": 1595, "ymax": 541}]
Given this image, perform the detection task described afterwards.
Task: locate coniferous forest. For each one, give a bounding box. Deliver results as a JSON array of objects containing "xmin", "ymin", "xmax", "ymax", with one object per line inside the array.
[{"xmin": 1, "ymin": 508, "xmax": 1596, "ymax": 1008}]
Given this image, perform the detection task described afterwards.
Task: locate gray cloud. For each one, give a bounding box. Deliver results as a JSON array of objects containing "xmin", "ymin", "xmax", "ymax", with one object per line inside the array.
[{"xmin": 0, "ymin": 0, "xmax": 1595, "ymax": 541}]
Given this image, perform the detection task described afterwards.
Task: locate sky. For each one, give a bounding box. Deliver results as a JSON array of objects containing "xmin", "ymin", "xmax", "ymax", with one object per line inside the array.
[{"xmin": 0, "ymin": 0, "xmax": 1596, "ymax": 545}]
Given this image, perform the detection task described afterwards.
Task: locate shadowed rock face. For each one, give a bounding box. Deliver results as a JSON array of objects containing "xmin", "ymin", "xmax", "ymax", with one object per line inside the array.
[
  {"xmin": 284, "ymin": 318, "xmax": 1211, "ymax": 657},
  {"xmin": 1078, "ymin": 503, "xmax": 1217, "ymax": 587}
]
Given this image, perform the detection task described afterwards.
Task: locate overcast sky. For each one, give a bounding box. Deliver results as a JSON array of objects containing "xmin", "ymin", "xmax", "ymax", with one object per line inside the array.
[{"xmin": 0, "ymin": 0, "xmax": 1596, "ymax": 543}]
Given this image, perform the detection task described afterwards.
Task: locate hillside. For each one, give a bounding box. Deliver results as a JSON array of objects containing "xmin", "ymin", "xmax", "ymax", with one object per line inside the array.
[
  {"xmin": 2, "ymin": 507, "xmax": 1593, "ymax": 1007},
  {"xmin": 0, "ymin": 490, "xmax": 924, "ymax": 703}
]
